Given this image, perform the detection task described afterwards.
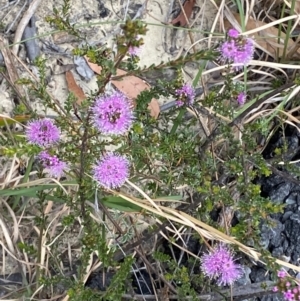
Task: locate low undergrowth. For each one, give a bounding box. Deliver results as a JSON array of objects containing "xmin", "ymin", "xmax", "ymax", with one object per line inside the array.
[{"xmin": 1, "ymin": 0, "xmax": 300, "ymax": 300}]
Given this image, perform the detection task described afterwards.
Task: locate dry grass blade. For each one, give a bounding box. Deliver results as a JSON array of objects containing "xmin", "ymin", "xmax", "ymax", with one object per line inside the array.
[
  {"xmin": 0, "ymin": 113, "xmax": 27, "ymax": 127},
  {"xmin": 174, "ymin": 209, "xmax": 300, "ymax": 272},
  {"xmin": 118, "ymin": 189, "xmax": 300, "ymax": 272},
  {"xmin": 243, "ymin": 84, "xmax": 300, "ymax": 124},
  {"xmin": 0, "ymin": 36, "xmax": 29, "ymax": 110},
  {"xmin": 1, "ymin": 198, "xmax": 19, "ymax": 244},
  {"xmin": 44, "ymin": 204, "xmax": 69, "ymax": 248},
  {"xmin": 12, "ymin": 0, "xmax": 43, "ymax": 55},
  {"xmin": 125, "ymin": 179, "xmax": 163, "ymax": 213},
  {"xmin": 0, "ymin": 212, "xmax": 15, "ymax": 254},
  {"xmin": 159, "ymin": 231, "xmax": 202, "ymax": 260},
  {"xmin": 14, "ymin": 178, "xmax": 74, "ymax": 195}
]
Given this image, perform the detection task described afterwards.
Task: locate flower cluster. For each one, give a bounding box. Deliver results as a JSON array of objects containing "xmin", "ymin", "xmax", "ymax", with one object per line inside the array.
[
  {"xmin": 237, "ymin": 92, "xmax": 246, "ymax": 105},
  {"xmin": 273, "ymin": 270, "xmax": 300, "ymax": 301},
  {"xmin": 175, "ymin": 83, "xmax": 195, "ymax": 107},
  {"xmin": 38, "ymin": 151, "xmax": 67, "ymax": 178},
  {"xmin": 128, "ymin": 45, "xmax": 142, "ymax": 56},
  {"xmin": 220, "ymin": 28, "xmax": 254, "ymax": 69},
  {"xmin": 200, "ymin": 244, "xmax": 243, "ymax": 286},
  {"xmin": 26, "ymin": 119, "xmax": 67, "ymax": 178},
  {"xmin": 127, "ymin": 34, "xmax": 144, "ymax": 57},
  {"xmin": 91, "ymin": 91, "xmax": 134, "ymax": 135},
  {"xmin": 26, "ymin": 119, "xmax": 60, "ymax": 147},
  {"xmin": 90, "ymin": 91, "xmax": 133, "ymax": 187},
  {"xmin": 25, "ymin": 91, "xmax": 134, "ymax": 184},
  {"xmin": 92, "ymin": 153, "xmax": 129, "ymax": 189}
]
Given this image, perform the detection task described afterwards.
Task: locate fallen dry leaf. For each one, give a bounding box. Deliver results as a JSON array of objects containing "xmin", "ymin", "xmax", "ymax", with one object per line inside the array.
[
  {"xmin": 296, "ymin": 0, "xmax": 300, "ymax": 14},
  {"xmin": 85, "ymin": 57, "xmax": 160, "ymax": 118},
  {"xmin": 52, "ymin": 32, "xmax": 78, "ymax": 44},
  {"xmin": 147, "ymin": 98, "xmax": 160, "ymax": 119},
  {"xmin": 170, "ymin": 0, "xmax": 196, "ymax": 27},
  {"xmin": 224, "ymin": 13, "xmax": 300, "ymax": 58},
  {"xmin": 65, "ymin": 70, "xmax": 86, "ymax": 105}
]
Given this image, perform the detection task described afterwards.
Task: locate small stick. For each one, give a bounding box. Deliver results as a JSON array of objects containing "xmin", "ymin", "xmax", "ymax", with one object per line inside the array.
[{"xmin": 12, "ymin": 0, "xmax": 43, "ymax": 55}]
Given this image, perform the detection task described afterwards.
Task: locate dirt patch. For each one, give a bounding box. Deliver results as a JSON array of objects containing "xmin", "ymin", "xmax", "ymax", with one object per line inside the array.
[{"xmin": 0, "ymin": 0, "xmax": 217, "ymax": 113}]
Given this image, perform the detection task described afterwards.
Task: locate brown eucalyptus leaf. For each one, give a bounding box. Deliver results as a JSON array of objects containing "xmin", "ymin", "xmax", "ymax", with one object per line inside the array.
[
  {"xmin": 170, "ymin": 0, "xmax": 196, "ymax": 27},
  {"xmin": 224, "ymin": 13, "xmax": 300, "ymax": 58},
  {"xmin": 295, "ymin": 0, "xmax": 300, "ymax": 14},
  {"xmin": 52, "ymin": 32, "xmax": 78, "ymax": 44},
  {"xmin": 84, "ymin": 57, "xmax": 160, "ymax": 118},
  {"xmin": 148, "ymin": 99, "xmax": 160, "ymax": 119},
  {"xmin": 65, "ymin": 70, "xmax": 86, "ymax": 105}
]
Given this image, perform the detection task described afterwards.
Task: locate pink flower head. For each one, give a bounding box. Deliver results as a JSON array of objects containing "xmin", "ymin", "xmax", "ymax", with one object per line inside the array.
[
  {"xmin": 228, "ymin": 28, "xmax": 239, "ymax": 38},
  {"xmin": 237, "ymin": 92, "xmax": 246, "ymax": 105},
  {"xmin": 293, "ymin": 288, "xmax": 298, "ymax": 294},
  {"xmin": 175, "ymin": 83, "xmax": 195, "ymax": 107},
  {"xmin": 283, "ymin": 290, "xmax": 294, "ymax": 301},
  {"xmin": 273, "ymin": 286, "xmax": 278, "ymax": 292},
  {"xmin": 201, "ymin": 244, "xmax": 243, "ymax": 286},
  {"xmin": 220, "ymin": 40, "xmax": 237, "ymax": 61},
  {"xmin": 127, "ymin": 35, "xmax": 143, "ymax": 57},
  {"xmin": 128, "ymin": 46, "xmax": 142, "ymax": 56},
  {"xmin": 278, "ymin": 270, "xmax": 287, "ymax": 278},
  {"xmin": 26, "ymin": 119, "xmax": 60, "ymax": 147},
  {"xmin": 38, "ymin": 151, "xmax": 67, "ymax": 178},
  {"xmin": 92, "ymin": 91, "xmax": 134, "ymax": 135},
  {"xmin": 286, "ymin": 282, "xmax": 291, "ymax": 288},
  {"xmin": 93, "ymin": 153, "xmax": 130, "ymax": 189},
  {"xmin": 217, "ymin": 259, "xmax": 243, "ymax": 286},
  {"xmin": 234, "ymin": 38, "xmax": 254, "ymax": 66},
  {"xmin": 220, "ymin": 34, "xmax": 254, "ymax": 69}
]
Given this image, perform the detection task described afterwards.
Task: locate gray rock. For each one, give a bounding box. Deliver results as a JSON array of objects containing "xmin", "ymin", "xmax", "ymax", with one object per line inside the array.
[
  {"xmin": 286, "ymin": 198, "xmax": 296, "ymax": 205},
  {"xmin": 260, "ymin": 219, "xmax": 284, "ymax": 249},
  {"xmin": 285, "ymin": 245, "xmax": 294, "ymax": 257},
  {"xmin": 272, "ymin": 247, "xmax": 284, "ymax": 258},
  {"xmin": 249, "ymin": 267, "xmax": 269, "ymax": 283},
  {"xmin": 282, "ymin": 211, "xmax": 293, "ymax": 222},
  {"xmin": 290, "ymin": 213, "xmax": 300, "ymax": 223},
  {"xmin": 260, "ymin": 293, "xmax": 284, "ymax": 301},
  {"xmin": 269, "ymin": 182, "xmax": 295, "ymax": 204},
  {"xmin": 236, "ymin": 266, "xmax": 252, "ymax": 286},
  {"xmin": 282, "ymin": 239, "xmax": 289, "ymax": 252},
  {"xmin": 74, "ymin": 56, "xmax": 94, "ymax": 81}
]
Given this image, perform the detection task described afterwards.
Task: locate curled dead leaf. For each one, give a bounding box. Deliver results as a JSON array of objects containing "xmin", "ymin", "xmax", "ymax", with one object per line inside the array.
[
  {"xmin": 65, "ymin": 70, "xmax": 86, "ymax": 105},
  {"xmin": 170, "ymin": 0, "xmax": 196, "ymax": 27},
  {"xmin": 85, "ymin": 56, "xmax": 160, "ymax": 118}
]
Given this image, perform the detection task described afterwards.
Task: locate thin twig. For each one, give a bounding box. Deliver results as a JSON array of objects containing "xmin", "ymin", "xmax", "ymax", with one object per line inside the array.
[
  {"xmin": 176, "ymin": 0, "xmax": 196, "ymax": 53},
  {"xmin": 12, "ymin": 0, "xmax": 43, "ymax": 55},
  {"xmin": 121, "ymin": 280, "xmax": 276, "ymax": 300}
]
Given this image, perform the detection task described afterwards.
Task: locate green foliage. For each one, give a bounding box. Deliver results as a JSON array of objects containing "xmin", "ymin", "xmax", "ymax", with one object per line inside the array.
[
  {"xmin": 154, "ymin": 251, "xmax": 198, "ymax": 301},
  {"xmin": 67, "ymin": 257, "xmax": 134, "ymax": 301},
  {"xmin": 1, "ymin": 1, "xmax": 297, "ymax": 300}
]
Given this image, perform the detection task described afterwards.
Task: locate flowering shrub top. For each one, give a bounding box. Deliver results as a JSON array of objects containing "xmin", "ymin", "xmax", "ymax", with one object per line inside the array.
[
  {"xmin": 201, "ymin": 244, "xmax": 243, "ymax": 286},
  {"xmin": 91, "ymin": 91, "xmax": 134, "ymax": 135}
]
